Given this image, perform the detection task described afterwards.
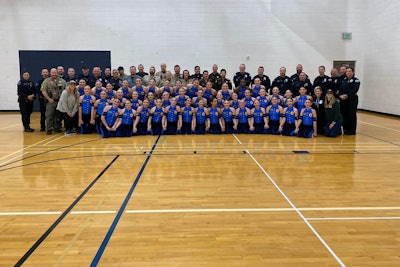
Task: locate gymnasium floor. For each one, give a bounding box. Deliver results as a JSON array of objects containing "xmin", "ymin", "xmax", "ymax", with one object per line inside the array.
[{"xmin": 0, "ymin": 111, "xmax": 399, "ymax": 266}]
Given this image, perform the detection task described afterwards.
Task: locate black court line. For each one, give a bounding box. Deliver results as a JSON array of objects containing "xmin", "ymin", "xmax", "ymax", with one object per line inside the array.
[
  {"xmin": 2, "ymin": 149, "xmax": 399, "ymax": 174},
  {"xmin": 0, "ymin": 154, "xmax": 135, "ymax": 172},
  {"xmin": 91, "ymin": 135, "xmax": 161, "ymax": 266},
  {"xmin": 0, "ymin": 137, "xmax": 102, "ymax": 169},
  {"xmin": 14, "ymin": 155, "xmax": 119, "ymax": 267},
  {"xmin": 357, "ymin": 131, "xmax": 400, "ymax": 147}
]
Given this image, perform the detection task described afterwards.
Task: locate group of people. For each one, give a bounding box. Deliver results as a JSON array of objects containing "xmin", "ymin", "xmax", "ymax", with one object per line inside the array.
[{"xmin": 17, "ymin": 63, "xmax": 360, "ymax": 138}]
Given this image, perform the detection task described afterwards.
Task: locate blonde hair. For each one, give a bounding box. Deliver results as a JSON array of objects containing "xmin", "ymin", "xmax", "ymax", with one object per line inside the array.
[{"xmin": 324, "ymin": 94, "xmax": 336, "ymax": 108}]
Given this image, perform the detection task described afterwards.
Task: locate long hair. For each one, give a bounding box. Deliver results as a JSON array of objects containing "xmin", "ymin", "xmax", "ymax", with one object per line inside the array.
[{"xmin": 324, "ymin": 94, "xmax": 336, "ymax": 108}]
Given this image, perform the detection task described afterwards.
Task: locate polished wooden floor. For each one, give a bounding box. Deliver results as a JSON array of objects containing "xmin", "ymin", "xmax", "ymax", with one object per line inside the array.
[{"xmin": 0, "ymin": 111, "xmax": 399, "ymax": 266}]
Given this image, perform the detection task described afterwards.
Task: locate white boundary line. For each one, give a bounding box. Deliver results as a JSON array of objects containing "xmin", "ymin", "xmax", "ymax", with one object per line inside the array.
[
  {"xmin": 70, "ymin": 210, "xmax": 116, "ymax": 215},
  {"xmin": 300, "ymin": 207, "xmax": 400, "ymax": 211},
  {"xmin": 0, "ymin": 135, "xmax": 57, "ymax": 162},
  {"xmin": 0, "ymin": 152, "xmax": 28, "ymax": 166},
  {"xmin": 307, "ymin": 217, "xmax": 400, "ymax": 221},
  {"xmin": 359, "ymin": 120, "xmax": 400, "ymax": 133},
  {"xmin": 42, "ymin": 134, "xmax": 65, "ymax": 146},
  {"xmin": 245, "ymin": 149, "xmax": 345, "ymax": 267},
  {"xmin": 126, "ymin": 208, "xmax": 293, "ymax": 213},
  {"xmin": 232, "ymin": 134, "xmax": 242, "ymax": 144},
  {"xmin": 0, "ymin": 123, "xmax": 20, "ymax": 130},
  {"xmin": 1, "ymin": 206, "xmax": 400, "ymax": 216}
]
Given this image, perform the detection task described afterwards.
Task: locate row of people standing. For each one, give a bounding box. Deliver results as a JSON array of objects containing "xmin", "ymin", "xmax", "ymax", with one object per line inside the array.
[{"xmin": 17, "ymin": 64, "xmax": 359, "ymax": 135}]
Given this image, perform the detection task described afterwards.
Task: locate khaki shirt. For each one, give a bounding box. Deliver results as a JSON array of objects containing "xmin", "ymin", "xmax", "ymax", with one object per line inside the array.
[{"xmin": 41, "ymin": 77, "xmax": 66, "ymax": 100}]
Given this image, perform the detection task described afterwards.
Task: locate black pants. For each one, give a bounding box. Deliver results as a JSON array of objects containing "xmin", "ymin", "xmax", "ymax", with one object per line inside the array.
[
  {"xmin": 63, "ymin": 112, "xmax": 78, "ymax": 131},
  {"xmin": 341, "ymin": 95, "xmax": 358, "ymax": 134},
  {"xmin": 19, "ymin": 99, "xmax": 33, "ymax": 129},
  {"xmin": 39, "ymin": 97, "xmax": 46, "ymax": 130}
]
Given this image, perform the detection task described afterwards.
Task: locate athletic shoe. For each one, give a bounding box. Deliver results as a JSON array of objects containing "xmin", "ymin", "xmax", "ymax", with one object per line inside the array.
[{"xmin": 24, "ymin": 128, "xmax": 34, "ymax": 132}]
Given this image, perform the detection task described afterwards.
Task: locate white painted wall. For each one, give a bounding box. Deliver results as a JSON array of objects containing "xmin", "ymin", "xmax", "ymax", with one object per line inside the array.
[{"xmin": 1, "ymin": 0, "xmax": 399, "ymax": 115}]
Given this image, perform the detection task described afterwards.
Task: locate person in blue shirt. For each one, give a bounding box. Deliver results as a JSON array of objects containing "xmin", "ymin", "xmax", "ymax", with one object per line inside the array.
[
  {"xmin": 131, "ymin": 78, "xmax": 147, "ymax": 101},
  {"xmin": 250, "ymin": 99, "xmax": 267, "ymax": 134},
  {"xmin": 194, "ymin": 99, "xmax": 208, "ymax": 134},
  {"xmin": 221, "ymin": 100, "xmax": 235, "ymax": 134},
  {"xmin": 162, "ymin": 97, "xmax": 182, "ymax": 135},
  {"xmin": 148, "ymin": 98, "xmax": 164, "ymax": 135},
  {"xmin": 265, "ymin": 96, "xmax": 283, "ymax": 135},
  {"xmin": 256, "ymin": 88, "xmax": 269, "ymax": 109},
  {"xmin": 133, "ymin": 99, "xmax": 150, "ymax": 135},
  {"xmin": 208, "ymin": 98, "xmax": 223, "ymax": 134},
  {"xmin": 279, "ymin": 98, "xmax": 298, "ymax": 136},
  {"xmin": 78, "ymin": 85, "xmax": 96, "ymax": 134},
  {"xmin": 100, "ymin": 98, "xmax": 121, "ymax": 138},
  {"xmin": 234, "ymin": 100, "xmax": 251, "ymax": 134},
  {"xmin": 105, "ymin": 83, "xmax": 116, "ymax": 101},
  {"xmin": 118, "ymin": 100, "xmax": 136, "ymax": 137},
  {"xmin": 180, "ymin": 98, "xmax": 195, "ymax": 135},
  {"xmin": 295, "ymin": 99, "xmax": 317, "ymax": 138},
  {"xmin": 94, "ymin": 91, "xmax": 109, "ymax": 134}
]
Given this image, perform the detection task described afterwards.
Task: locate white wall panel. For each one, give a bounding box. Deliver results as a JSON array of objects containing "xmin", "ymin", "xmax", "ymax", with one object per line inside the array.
[{"xmin": 1, "ymin": 0, "xmax": 399, "ymax": 115}]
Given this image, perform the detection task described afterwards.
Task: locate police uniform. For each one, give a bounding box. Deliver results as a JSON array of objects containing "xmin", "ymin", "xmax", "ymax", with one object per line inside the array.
[
  {"xmin": 252, "ymin": 75, "xmax": 271, "ymax": 91},
  {"xmin": 221, "ymin": 78, "xmax": 233, "ymax": 89},
  {"xmin": 313, "ymin": 75, "xmax": 332, "ymax": 95},
  {"xmin": 271, "ymin": 75, "xmax": 291, "ymax": 95},
  {"xmin": 209, "ymin": 72, "xmax": 222, "ymax": 91},
  {"xmin": 137, "ymin": 71, "xmax": 148, "ymax": 78},
  {"xmin": 109, "ymin": 77, "xmax": 122, "ymax": 90},
  {"xmin": 87, "ymin": 75, "xmax": 104, "ymax": 88},
  {"xmin": 312, "ymin": 97, "xmax": 325, "ymax": 135},
  {"xmin": 41, "ymin": 76, "xmax": 66, "ymax": 133},
  {"xmin": 190, "ymin": 73, "xmax": 203, "ymax": 81},
  {"xmin": 233, "ymin": 72, "xmax": 251, "ymax": 87},
  {"xmin": 17, "ymin": 78, "xmax": 36, "ymax": 131},
  {"xmin": 290, "ymin": 73, "xmax": 311, "ymax": 85},
  {"xmin": 35, "ymin": 77, "xmax": 47, "ymax": 130},
  {"xmin": 290, "ymin": 80, "xmax": 313, "ymax": 96},
  {"xmin": 339, "ymin": 75, "xmax": 360, "ymax": 135}
]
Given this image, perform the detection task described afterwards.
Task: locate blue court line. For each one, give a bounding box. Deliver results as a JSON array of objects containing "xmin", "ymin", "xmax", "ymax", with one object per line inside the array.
[
  {"xmin": 14, "ymin": 155, "xmax": 119, "ymax": 267},
  {"xmin": 90, "ymin": 135, "xmax": 161, "ymax": 266}
]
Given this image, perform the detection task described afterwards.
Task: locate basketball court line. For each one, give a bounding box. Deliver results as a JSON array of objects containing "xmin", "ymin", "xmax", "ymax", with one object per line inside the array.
[
  {"xmin": 0, "ymin": 137, "xmax": 102, "ymax": 169},
  {"xmin": 14, "ymin": 155, "xmax": 120, "ymax": 267},
  {"xmin": 0, "ymin": 123, "xmax": 20, "ymax": 130},
  {"xmin": 0, "ymin": 135, "xmax": 58, "ymax": 163},
  {"xmin": 1, "ymin": 206, "xmax": 400, "ymax": 216},
  {"xmin": 307, "ymin": 217, "xmax": 400, "ymax": 221},
  {"xmin": 232, "ymin": 133, "xmax": 243, "ymax": 144},
  {"xmin": 245, "ymin": 149, "xmax": 345, "ymax": 267},
  {"xmin": 42, "ymin": 134, "xmax": 66, "ymax": 145},
  {"xmin": 359, "ymin": 120, "xmax": 400, "ymax": 133},
  {"xmin": 91, "ymin": 135, "xmax": 161, "ymax": 266},
  {"xmin": 0, "ymin": 152, "xmax": 28, "ymax": 166}
]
